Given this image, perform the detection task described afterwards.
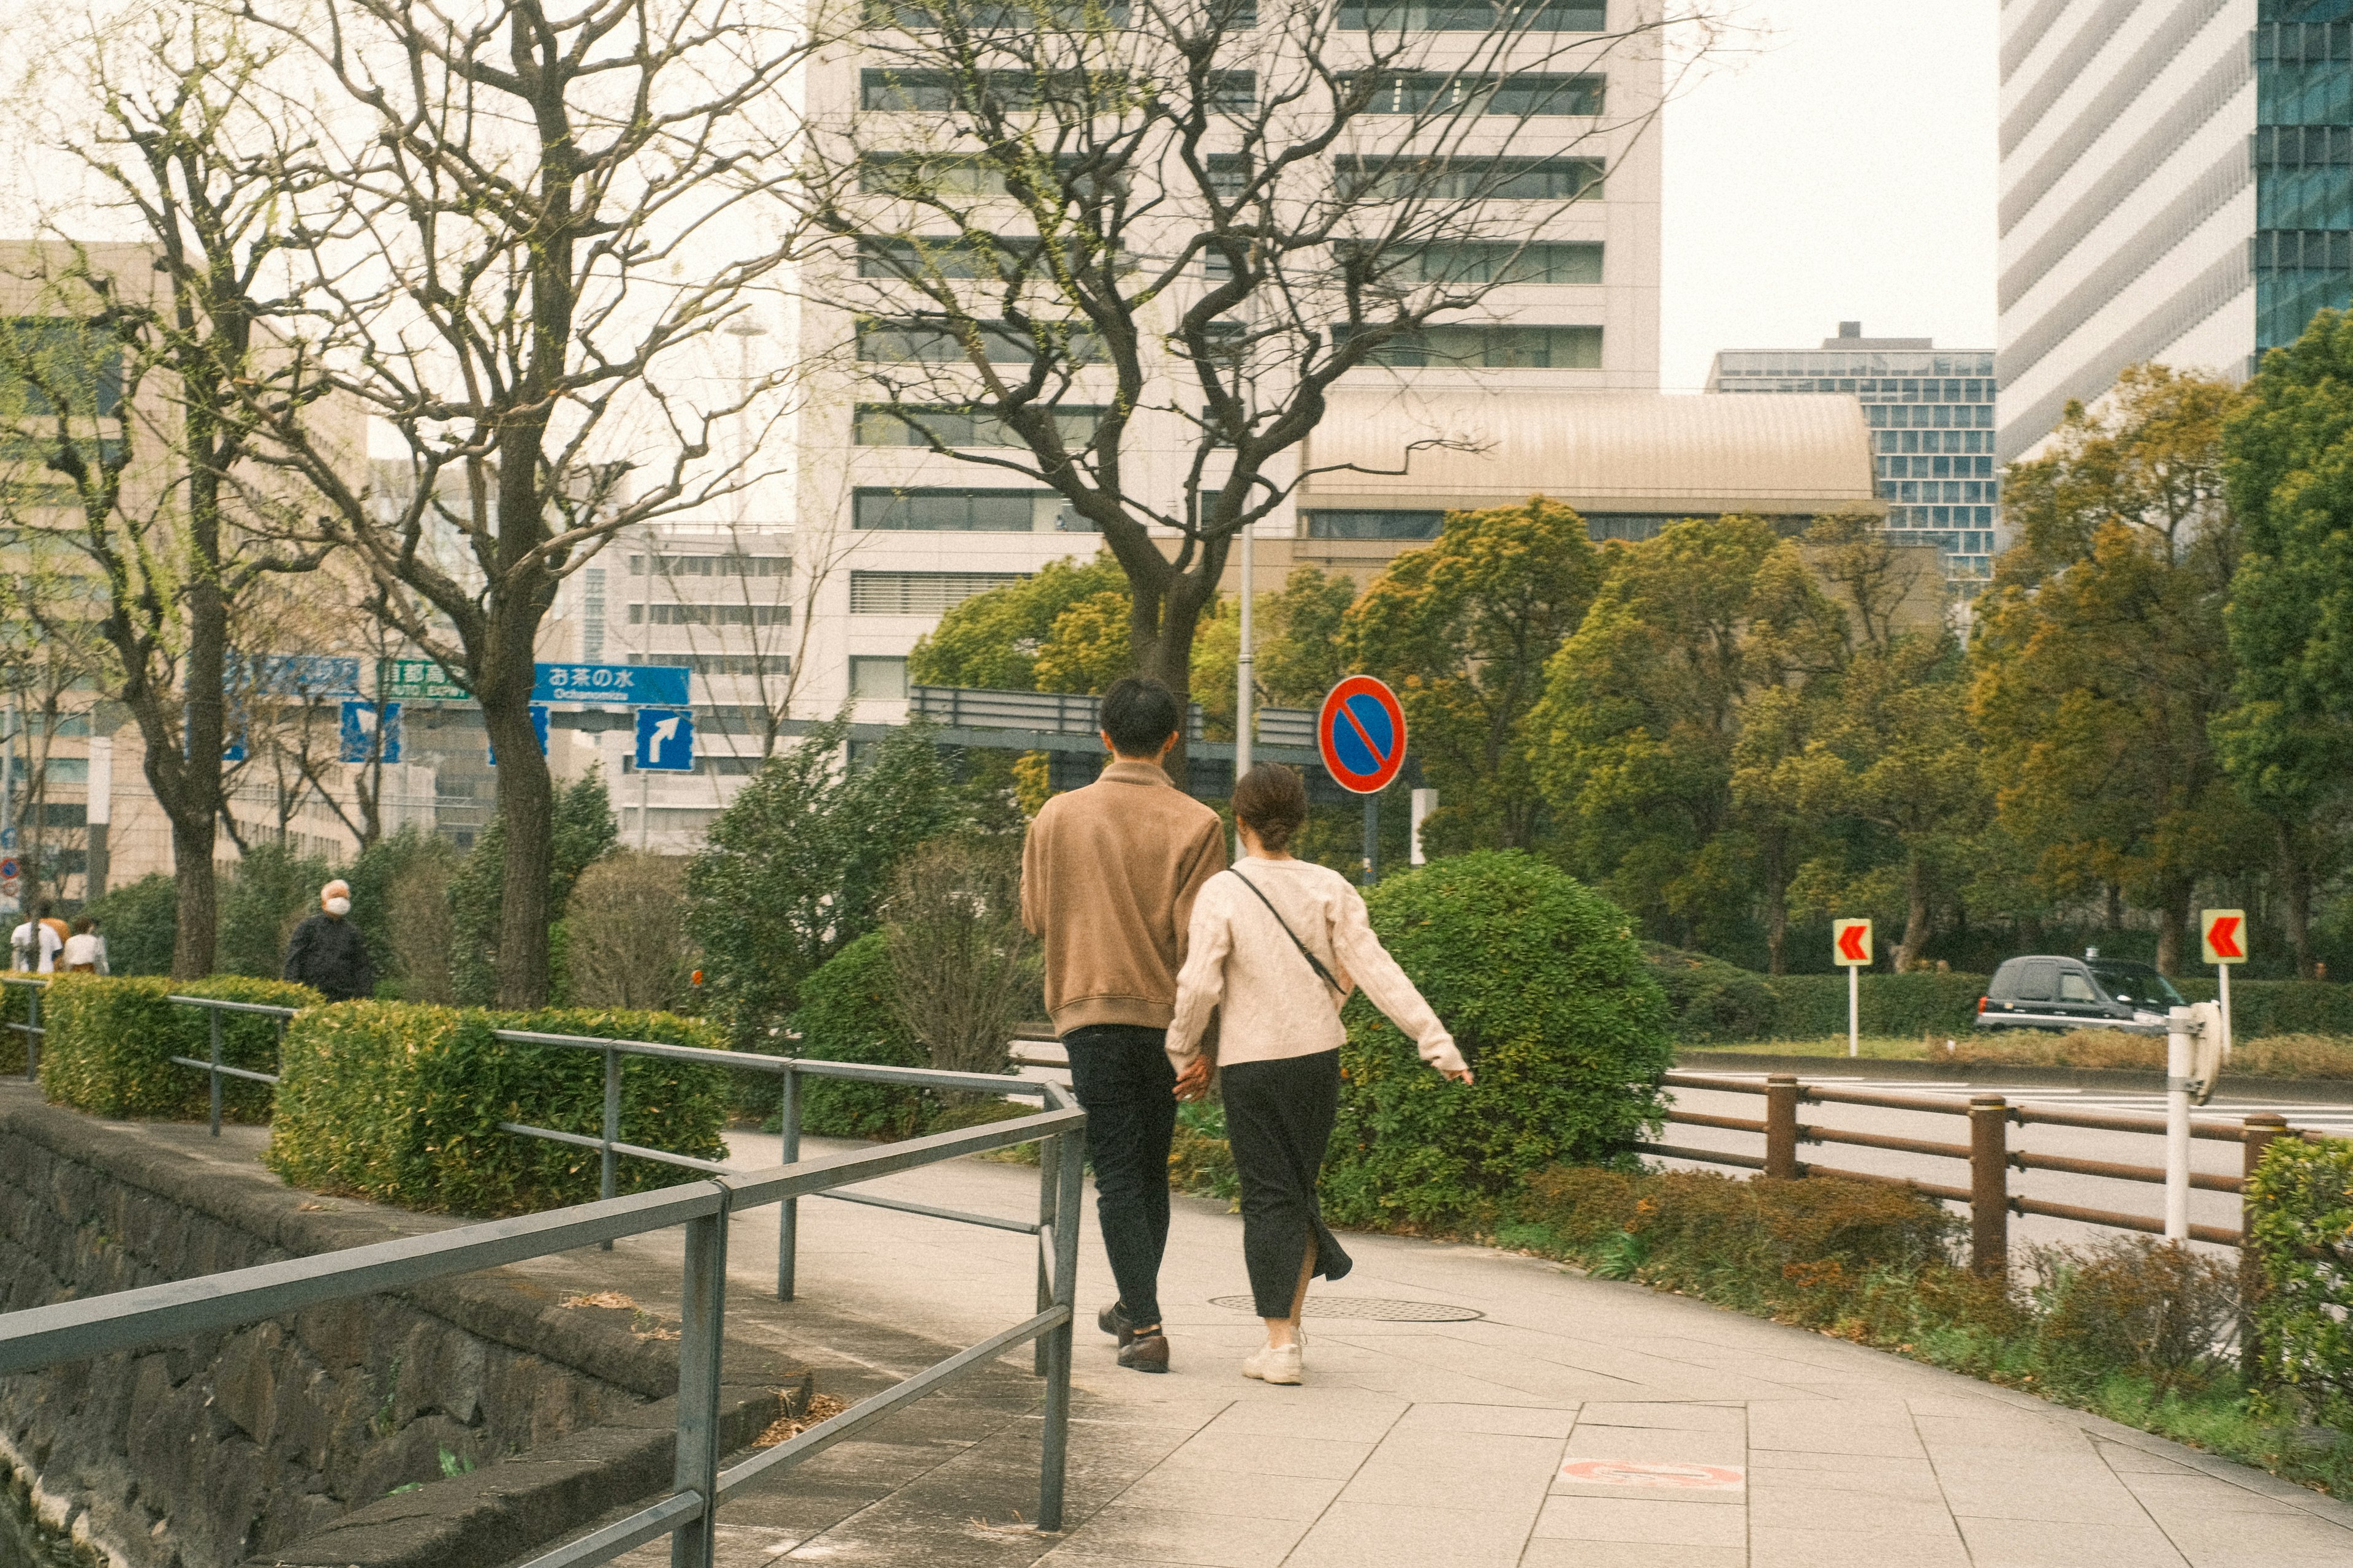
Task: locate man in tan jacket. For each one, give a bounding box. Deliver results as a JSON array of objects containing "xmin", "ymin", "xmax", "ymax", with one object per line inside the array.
[{"xmin": 1022, "ymin": 677, "xmax": 1225, "ymax": 1373}]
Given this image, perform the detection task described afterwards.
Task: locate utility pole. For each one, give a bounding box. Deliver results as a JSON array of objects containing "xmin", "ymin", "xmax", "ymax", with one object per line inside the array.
[{"xmin": 1235, "ymin": 520, "xmax": 1254, "ymax": 792}]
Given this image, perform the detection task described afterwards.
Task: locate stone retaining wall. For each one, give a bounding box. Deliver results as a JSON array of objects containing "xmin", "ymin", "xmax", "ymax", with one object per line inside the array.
[{"xmin": 0, "ymin": 1093, "xmax": 797, "ymax": 1568}]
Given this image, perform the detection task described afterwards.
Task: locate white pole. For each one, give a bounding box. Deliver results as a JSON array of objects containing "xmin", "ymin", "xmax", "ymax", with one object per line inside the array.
[
  {"xmin": 1409, "ymin": 787, "xmax": 1436, "ymax": 866},
  {"xmin": 1235, "ymin": 521, "xmax": 1254, "ymax": 782},
  {"xmin": 1847, "ymin": 961, "xmax": 1859, "ymax": 1059},
  {"xmin": 2218, "ymin": 960, "xmax": 2232, "ymax": 1057},
  {"xmin": 2164, "ymin": 1004, "xmax": 2193, "ymax": 1241},
  {"xmin": 638, "ymin": 765, "xmax": 651, "ymax": 852}
]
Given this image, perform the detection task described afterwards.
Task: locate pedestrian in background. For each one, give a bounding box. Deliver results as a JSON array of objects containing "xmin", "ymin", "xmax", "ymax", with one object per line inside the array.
[
  {"xmin": 1021, "ymin": 676, "xmax": 1226, "ymax": 1374},
  {"xmin": 10, "ymin": 907, "xmax": 59, "ymax": 972},
  {"xmin": 1167, "ymin": 762, "xmax": 1472, "ymax": 1387},
  {"xmin": 61, "ymin": 917, "xmax": 107, "ymax": 974},
  {"xmin": 283, "ymin": 879, "xmax": 374, "ymax": 1001}
]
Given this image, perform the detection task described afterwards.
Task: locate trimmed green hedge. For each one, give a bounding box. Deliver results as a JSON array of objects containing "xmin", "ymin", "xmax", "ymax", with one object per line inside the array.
[
  {"xmin": 1324, "ymin": 851, "xmax": 1673, "ymax": 1229},
  {"xmin": 2249, "ymin": 1135, "xmax": 2353, "ymax": 1412},
  {"xmin": 37, "ymin": 975, "xmax": 323, "ymax": 1120},
  {"xmin": 1759, "ymin": 972, "xmax": 1993, "ymax": 1040},
  {"xmin": 267, "ymin": 1002, "xmax": 730, "ymax": 1216},
  {"xmin": 782, "ymin": 931, "xmax": 932, "ymax": 1137}
]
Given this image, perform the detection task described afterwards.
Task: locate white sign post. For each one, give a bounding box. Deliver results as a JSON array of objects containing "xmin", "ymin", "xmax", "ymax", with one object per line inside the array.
[{"xmin": 1832, "ymin": 918, "xmax": 1873, "ymax": 1059}]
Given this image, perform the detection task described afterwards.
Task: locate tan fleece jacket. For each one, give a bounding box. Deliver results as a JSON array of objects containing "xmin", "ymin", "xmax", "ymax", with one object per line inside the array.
[
  {"xmin": 1167, "ymin": 857, "xmax": 1466, "ymax": 1074},
  {"xmin": 1021, "ymin": 759, "xmax": 1227, "ymax": 1034}
]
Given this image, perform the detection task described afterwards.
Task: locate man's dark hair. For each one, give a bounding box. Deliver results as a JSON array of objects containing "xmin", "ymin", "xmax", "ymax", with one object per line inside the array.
[{"xmin": 1101, "ymin": 676, "xmax": 1181, "ymax": 757}]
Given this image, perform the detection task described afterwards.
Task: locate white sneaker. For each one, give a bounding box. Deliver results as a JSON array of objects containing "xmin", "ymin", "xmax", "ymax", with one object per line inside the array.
[{"xmin": 1242, "ymin": 1343, "xmax": 1304, "ymax": 1385}]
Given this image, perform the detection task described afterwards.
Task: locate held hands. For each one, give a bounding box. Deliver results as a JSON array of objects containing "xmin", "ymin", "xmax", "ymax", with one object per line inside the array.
[
  {"xmin": 1174, "ymin": 1058, "xmax": 1213, "ymax": 1102},
  {"xmin": 1442, "ymin": 1066, "xmax": 1474, "ymax": 1085}
]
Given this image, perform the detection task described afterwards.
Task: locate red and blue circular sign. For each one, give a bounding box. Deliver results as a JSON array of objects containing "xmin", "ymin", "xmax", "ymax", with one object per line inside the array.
[{"xmin": 1317, "ymin": 675, "xmax": 1408, "ymax": 795}]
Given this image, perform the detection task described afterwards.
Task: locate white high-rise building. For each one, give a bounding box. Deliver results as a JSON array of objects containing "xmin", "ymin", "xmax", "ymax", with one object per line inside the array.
[
  {"xmin": 1998, "ymin": 1, "xmax": 2353, "ymax": 462},
  {"xmin": 789, "ymin": 1, "xmax": 1666, "ymax": 726}
]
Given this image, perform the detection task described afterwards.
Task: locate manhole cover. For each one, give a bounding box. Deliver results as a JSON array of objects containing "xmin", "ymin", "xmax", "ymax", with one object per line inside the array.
[{"xmin": 1209, "ymin": 1295, "xmax": 1484, "ymax": 1322}]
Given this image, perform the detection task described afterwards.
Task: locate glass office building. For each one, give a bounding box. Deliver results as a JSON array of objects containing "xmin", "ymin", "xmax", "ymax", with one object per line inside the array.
[
  {"xmin": 1707, "ymin": 325, "xmax": 1998, "ymax": 586},
  {"xmin": 2256, "ymin": 2, "xmax": 2353, "ymax": 357}
]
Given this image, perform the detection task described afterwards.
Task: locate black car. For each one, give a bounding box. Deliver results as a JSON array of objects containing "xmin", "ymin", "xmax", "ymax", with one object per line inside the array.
[{"xmin": 1974, "ymin": 953, "xmax": 2184, "ymax": 1033}]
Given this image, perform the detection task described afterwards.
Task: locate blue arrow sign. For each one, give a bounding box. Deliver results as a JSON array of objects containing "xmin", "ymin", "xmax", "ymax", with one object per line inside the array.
[
  {"xmin": 634, "ymin": 706, "xmax": 696, "ymax": 773},
  {"xmin": 339, "ymin": 700, "xmax": 403, "ymax": 765},
  {"xmin": 488, "ymin": 704, "xmax": 551, "ymax": 767},
  {"xmin": 534, "ymin": 661, "xmax": 689, "ymax": 706}
]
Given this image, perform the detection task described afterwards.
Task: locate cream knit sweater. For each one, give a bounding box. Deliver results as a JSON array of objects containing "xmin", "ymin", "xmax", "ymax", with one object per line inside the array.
[{"xmin": 1166, "ymin": 856, "xmax": 1466, "ymax": 1075}]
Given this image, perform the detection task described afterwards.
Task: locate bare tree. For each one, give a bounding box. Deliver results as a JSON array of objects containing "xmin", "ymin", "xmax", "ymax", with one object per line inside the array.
[
  {"xmin": 885, "ymin": 835, "xmax": 1036, "ymax": 1077},
  {"xmin": 232, "ymin": 0, "xmax": 806, "ymax": 1003},
  {"xmin": 788, "ymin": 0, "xmax": 1708, "ymax": 770},
  {"xmin": 0, "ymin": 10, "xmax": 341, "ymax": 974},
  {"xmin": 0, "ymin": 540, "xmax": 113, "ymax": 909}
]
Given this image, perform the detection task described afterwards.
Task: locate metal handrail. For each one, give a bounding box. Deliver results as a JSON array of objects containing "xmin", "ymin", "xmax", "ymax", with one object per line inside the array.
[
  {"xmin": 0, "ymin": 1069, "xmax": 1090, "ymax": 1566},
  {"xmin": 165, "ymin": 994, "xmax": 298, "ymax": 1135},
  {"xmin": 1, "ymin": 974, "xmax": 45, "ymax": 1080}
]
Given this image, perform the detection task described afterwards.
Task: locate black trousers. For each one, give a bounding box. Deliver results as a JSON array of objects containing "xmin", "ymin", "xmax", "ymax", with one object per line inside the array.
[
  {"xmin": 1221, "ymin": 1048, "xmax": 1352, "ymax": 1318},
  {"xmin": 1063, "ymin": 1024, "xmax": 1177, "ymax": 1327}
]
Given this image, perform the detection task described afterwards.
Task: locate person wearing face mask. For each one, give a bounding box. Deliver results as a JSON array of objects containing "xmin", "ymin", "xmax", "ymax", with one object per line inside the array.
[{"xmin": 283, "ymin": 879, "xmax": 374, "ymax": 1001}]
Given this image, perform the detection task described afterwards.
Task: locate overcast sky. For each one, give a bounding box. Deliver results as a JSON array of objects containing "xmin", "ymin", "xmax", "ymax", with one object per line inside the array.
[{"xmin": 1658, "ymin": 1, "xmax": 1999, "ymax": 392}]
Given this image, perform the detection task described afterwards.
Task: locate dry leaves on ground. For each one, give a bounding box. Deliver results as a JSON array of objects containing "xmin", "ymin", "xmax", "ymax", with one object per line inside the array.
[{"xmin": 756, "ymin": 1392, "xmax": 847, "ymax": 1447}]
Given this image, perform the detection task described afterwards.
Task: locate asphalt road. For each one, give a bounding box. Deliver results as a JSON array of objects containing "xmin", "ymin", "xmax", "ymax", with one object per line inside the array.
[{"xmin": 1657, "ymin": 1072, "xmax": 2350, "ymax": 1261}]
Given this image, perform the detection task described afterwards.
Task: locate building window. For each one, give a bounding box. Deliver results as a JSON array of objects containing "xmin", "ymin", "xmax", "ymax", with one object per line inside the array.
[
  {"xmin": 1304, "ymin": 510, "xmax": 1445, "ymax": 539},
  {"xmin": 1412, "ymin": 241, "xmax": 1601, "ymax": 284},
  {"xmin": 629, "ymin": 552, "xmax": 791, "ymax": 577},
  {"xmin": 629, "ymin": 603, "xmax": 792, "ymax": 626},
  {"xmin": 851, "ymin": 656, "xmax": 912, "ymax": 699},
  {"xmin": 1351, "ymin": 71, "xmax": 1604, "ymax": 116},
  {"xmin": 854, "ymin": 488, "xmax": 1050, "ymax": 531},
  {"xmin": 871, "ymin": 0, "xmax": 1139, "ymax": 26},
  {"xmin": 851, "ymin": 570, "xmax": 1031, "ymax": 614},
  {"xmin": 631, "ymin": 653, "xmax": 792, "ymax": 676},
  {"xmin": 855, "ymin": 403, "xmax": 1104, "ymax": 445},
  {"xmin": 860, "ymin": 66, "xmax": 1255, "ymax": 113},
  {"xmin": 1347, "ymin": 324, "xmax": 1602, "ymax": 368},
  {"xmin": 858, "ymin": 153, "xmax": 1012, "ymax": 195},
  {"xmin": 857, "ymin": 319, "xmax": 1102, "ymax": 364},
  {"xmin": 1339, "ymin": 0, "xmax": 1603, "ymax": 28},
  {"xmin": 582, "ymin": 567, "xmax": 606, "ymax": 661},
  {"xmin": 1336, "ymin": 154, "xmax": 1604, "ymax": 202}
]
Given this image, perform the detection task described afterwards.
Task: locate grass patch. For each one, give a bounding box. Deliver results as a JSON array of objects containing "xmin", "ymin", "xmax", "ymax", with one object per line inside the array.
[{"xmin": 1686, "ymin": 1029, "xmax": 2353, "ymax": 1078}]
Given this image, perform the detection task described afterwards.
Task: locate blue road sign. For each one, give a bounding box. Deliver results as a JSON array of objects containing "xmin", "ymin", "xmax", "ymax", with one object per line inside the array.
[
  {"xmin": 224, "ymin": 733, "xmax": 248, "ymax": 763},
  {"xmin": 534, "ymin": 662, "xmax": 689, "ymax": 706},
  {"xmin": 634, "ymin": 707, "xmax": 696, "ymax": 772},
  {"xmin": 230, "ymin": 653, "xmax": 362, "ymax": 699},
  {"xmin": 1317, "ymin": 675, "xmax": 1408, "ymax": 794},
  {"xmin": 488, "ymin": 704, "xmax": 551, "ymax": 766},
  {"xmin": 339, "ymin": 700, "xmax": 403, "ymax": 765}
]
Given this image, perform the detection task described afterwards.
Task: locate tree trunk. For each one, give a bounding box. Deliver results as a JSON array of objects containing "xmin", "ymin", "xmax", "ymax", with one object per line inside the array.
[
  {"xmin": 1132, "ymin": 550, "xmax": 1224, "ymax": 790},
  {"xmin": 167, "ymin": 811, "xmax": 218, "ymax": 980},
  {"xmin": 2277, "ymin": 819, "xmax": 2316, "ymax": 979},
  {"xmin": 2155, "ymin": 884, "xmax": 2191, "ymax": 975},
  {"xmin": 1898, "ymin": 851, "xmax": 1931, "ymax": 972},
  {"xmin": 1765, "ymin": 887, "xmax": 1787, "ymax": 977},
  {"xmin": 170, "ymin": 444, "xmax": 231, "ymax": 977},
  {"xmin": 483, "ymin": 673, "xmax": 555, "ymax": 1008}
]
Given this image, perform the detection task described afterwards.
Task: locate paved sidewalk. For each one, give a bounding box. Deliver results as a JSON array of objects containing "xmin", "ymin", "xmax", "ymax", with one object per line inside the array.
[{"xmin": 557, "ymin": 1133, "xmax": 2353, "ymax": 1568}]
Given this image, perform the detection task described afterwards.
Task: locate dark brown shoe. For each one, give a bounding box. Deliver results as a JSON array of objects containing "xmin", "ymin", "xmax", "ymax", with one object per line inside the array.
[
  {"xmin": 1118, "ymin": 1333, "xmax": 1169, "ymax": 1373},
  {"xmin": 1097, "ymin": 1303, "xmax": 1135, "ymax": 1346}
]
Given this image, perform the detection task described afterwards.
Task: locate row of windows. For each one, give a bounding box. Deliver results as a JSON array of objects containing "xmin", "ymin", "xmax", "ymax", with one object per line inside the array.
[
  {"xmin": 851, "ymin": 570, "xmax": 1029, "ymax": 614},
  {"xmin": 1347, "ymin": 324, "xmax": 1602, "ymax": 367},
  {"xmin": 2260, "ymin": 58, "xmax": 2353, "ymax": 127},
  {"xmin": 857, "ymin": 320, "xmax": 1107, "ymax": 363},
  {"xmin": 1347, "ymin": 71, "xmax": 1604, "ymax": 117},
  {"xmin": 1887, "ymin": 506, "xmax": 1998, "ymax": 529},
  {"xmin": 2258, "ymin": 165, "xmax": 2353, "ymax": 229},
  {"xmin": 855, "ymin": 403, "xmax": 1105, "ymax": 445},
  {"xmin": 1876, "ymin": 454, "xmax": 1997, "ymax": 480},
  {"xmin": 857, "ymin": 150, "xmax": 1605, "ymax": 204},
  {"xmin": 2253, "ymin": 123, "xmax": 2353, "ymax": 165},
  {"xmin": 625, "ymin": 553, "xmax": 792, "ymax": 577},
  {"xmin": 865, "ymin": 0, "xmax": 1605, "ymax": 31},
  {"xmin": 630, "ymin": 653, "xmax": 795, "ymax": 676},
  {"xmin": 1713, "ymin": 351, "xmax": 1995, "ymax": 377},
  {"xmin": 1409, "ymin": 240, "xmax": 1602, "ymax": 284},
  {"xmin": 857, "ymin": 235, "xmax": 1602, "ymax": 286},
  {"xmin": 859, "ymin": 67, "xmax": 1257, "ymax": 113},
  {"xmin": 1876, "ymin": 428, "xmax": 1995, "ymax": 455},
  {"xmin": 1300, "ymin": 510, "xmax": 1805, "ymax": 543},
  {"xmin": 1879, "ymin": 480, "xmax": 1999, "ymax": 506},
  {"xmin": 1865, "ymin": 403, "xmax": 1996, "ymax": 430},
  {"xmin": 629, "ymin": 603, "xmax": 793, "ymax": 625},
  {"xmin": 853, "ymin": 488, "xmax": 1082, "ymax": 531},
  {"xmin": 1719, "ymin": 376, "xmax": 1994, "ymax": 404}
]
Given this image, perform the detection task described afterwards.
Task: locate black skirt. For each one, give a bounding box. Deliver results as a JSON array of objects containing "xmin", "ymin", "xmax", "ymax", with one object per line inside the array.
[{"xmin": 1219, "ymin": 1048, "xmax": 1353, "ymax": 1317}]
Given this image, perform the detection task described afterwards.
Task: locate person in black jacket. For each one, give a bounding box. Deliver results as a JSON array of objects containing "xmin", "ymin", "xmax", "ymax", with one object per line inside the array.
[{"xmin": 283, "ymin": 879, "xmax": 374, "ymax": 1001}]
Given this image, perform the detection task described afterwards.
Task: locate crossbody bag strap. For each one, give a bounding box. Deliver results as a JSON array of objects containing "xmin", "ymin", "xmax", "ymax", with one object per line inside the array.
[{"xmin": 1227, "ymin": 869, "xmax": 1344, "ymax": 998}]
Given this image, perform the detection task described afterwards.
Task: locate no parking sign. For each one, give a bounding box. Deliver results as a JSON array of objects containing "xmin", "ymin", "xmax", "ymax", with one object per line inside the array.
[{"xmin": 1317, "ymin": 675, "xmax": 1408, "ymax": 795}]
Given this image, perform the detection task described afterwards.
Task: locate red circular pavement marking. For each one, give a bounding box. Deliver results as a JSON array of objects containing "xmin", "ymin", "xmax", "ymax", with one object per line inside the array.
[{"xmin": 1558, "ymin": 1459, "xmax": 1745, "ymax": 1491}]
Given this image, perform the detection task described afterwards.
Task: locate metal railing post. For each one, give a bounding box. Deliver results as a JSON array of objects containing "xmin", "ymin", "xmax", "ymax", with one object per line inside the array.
[
  {"xmin": 2241, "ymin": 1111, "xmax": 2288, "ymax": 1383},
  {"xmin": 1968, "ymin": 1094, "xmax": 2007, "ymax": 1279},
  {"xmin": 1034, "ymin": 1131, "xmax": 1059, "ymax": 1376},
  {"xmin": 777, "ymin": 1062, "xmax": 800, "ymax": 1301},
  {"xmin": 601, "ymin": 1047, "xmax": 620, "ymax": 1252},
  {"xmin": 671, "ymin": 1197, "xmax": 729, "ymax": 1568},
  {"xmin": 1764, "ymin": 1074, "xmax": 1800, "ymax": 1180},
  {"xmin": 208, "ymin": 1007, "xmax": 224, "ymax": 1137},
  {"xmin": 1037, "ymin": 1123, "xmax": 1083, "ymax": 1534}
]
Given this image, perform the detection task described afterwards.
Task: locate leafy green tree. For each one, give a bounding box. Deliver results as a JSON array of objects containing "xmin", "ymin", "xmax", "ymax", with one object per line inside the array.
[
  {"xmin": 685, "ymin": 715, "xmax": 963, "ymax": 1049},
  {"xmin": 1255, "ymin": 566, "xmax": 1357, "ymax": 708},
  {"xmin": 450, "ymin": 769, "xmax": 618, "ymax": 1004},
  {"xmin": 1972, "ymin": 365, "xmax": 2246, "ymax": 973},
  {"xmin": 907, "ymin": 555, "xmax": 1127, "ymax": 691},
  {"xmin": 218, "ymin": 843, "xmax": 338, "ymax": 980},
  {"xmin": 1343, "ymin": 498, "xmax": 1601, "ymax": 851},
  {"xmin": 2218, "ymin": 309, "xmax": 2353, "ymax": 975},
  {"xmin": 1533, "ymin": 516, "xmax": 1843, "ymax": 951}
]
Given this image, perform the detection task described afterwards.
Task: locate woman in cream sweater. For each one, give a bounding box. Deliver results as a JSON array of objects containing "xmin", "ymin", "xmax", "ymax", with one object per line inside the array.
[{"xmin": 1168, "ymin": 763, "xmax": 1472, "ymax": 1386}]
